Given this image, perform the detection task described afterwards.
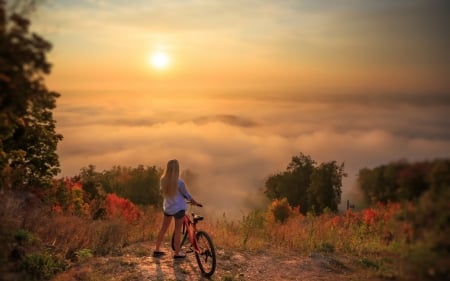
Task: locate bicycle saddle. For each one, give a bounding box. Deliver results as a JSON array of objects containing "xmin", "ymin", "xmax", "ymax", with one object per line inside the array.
[{"xmin": 193, "ymin": 214, "xmax": 204, "ymax": 222}]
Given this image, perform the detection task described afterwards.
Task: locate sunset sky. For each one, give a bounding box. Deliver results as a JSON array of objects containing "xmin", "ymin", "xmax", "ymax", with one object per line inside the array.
[{"xmin": 28, "ymin": 0, "xmax": 450, "ymax": 213}]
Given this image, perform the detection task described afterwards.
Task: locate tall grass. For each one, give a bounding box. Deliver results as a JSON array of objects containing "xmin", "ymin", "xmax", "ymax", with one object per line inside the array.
[
  {"xmin": 1, "ymin": 189, "xmax": 448, "ymax": 280},
  {"xmin": 197, "ymin": 194, "xmax": 448, "ymax": 280},
  {"xmin": 0, "ymin": 190, "xmax": 164, "ymax": 279}
]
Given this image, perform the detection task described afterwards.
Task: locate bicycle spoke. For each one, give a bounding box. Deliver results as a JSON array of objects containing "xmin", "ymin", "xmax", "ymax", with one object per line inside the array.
[{"xmin": 194, "ymin": 231, "xmax": 216, "ymax": 277}]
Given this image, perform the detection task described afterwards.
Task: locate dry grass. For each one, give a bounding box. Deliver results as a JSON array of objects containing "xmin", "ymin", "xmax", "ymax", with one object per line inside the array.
[
  {"xmin": 193, "ymin": 202, "xmax": 448, "ymax": 280},
  {"xmin": 1, "ymin": 189, "xmax": 448, "ymax": 280}
]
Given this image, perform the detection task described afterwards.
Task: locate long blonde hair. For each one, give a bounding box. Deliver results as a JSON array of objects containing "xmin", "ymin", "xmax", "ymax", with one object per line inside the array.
[{"xmin": 160, "ymin": 159, "xmax": 180, "ymax": 198}]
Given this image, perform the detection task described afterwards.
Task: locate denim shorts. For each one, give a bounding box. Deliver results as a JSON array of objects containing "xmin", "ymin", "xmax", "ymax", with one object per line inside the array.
[{"xmin": 164, "ymin": 209, "xmax": 185, "ymax": 219}]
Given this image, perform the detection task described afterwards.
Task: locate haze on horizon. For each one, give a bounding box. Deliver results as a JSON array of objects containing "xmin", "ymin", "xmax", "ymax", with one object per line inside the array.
[{"xmin": 26, "ymin": 0, "xmax": 450, "ymax": 214}]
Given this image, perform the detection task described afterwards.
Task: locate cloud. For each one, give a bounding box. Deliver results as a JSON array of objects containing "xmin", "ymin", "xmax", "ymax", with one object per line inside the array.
[
  {"xmin": 37, "ymin": 0, "xmax": 450, "ymax": 215},
  {"xmin": 193, "ymin": 114, "xmax": 258, "ymax": 128},
  {"xmin": 55, "ymin": 91, "xmax": 450, "ymax": 216}
]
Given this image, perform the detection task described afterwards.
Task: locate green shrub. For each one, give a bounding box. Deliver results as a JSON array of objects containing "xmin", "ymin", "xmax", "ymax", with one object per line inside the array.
[
  {"xmin": 14, "ymin": 229, "xmax": 40, "ymax": 245},
  {"xmin": 22, "ymin": 252, "xmax": 66, "ymax": 280},
  {"xmin": 318, "ymin": 241, "xmax": 335, "ymax": 253},
  {"xmin": 240, "ymin": 210, "xmax": 266, "ymax": 248},
  {"xmin": 359, "ymin": 258, "xmax": 379, "ymax": 269},
  {"xmin": 76, "ymin": 248, "xmax": 93, "ymax": 262}
]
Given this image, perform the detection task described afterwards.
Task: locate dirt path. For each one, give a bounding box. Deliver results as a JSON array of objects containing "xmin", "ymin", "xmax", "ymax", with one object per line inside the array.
[{"xmin": 53, "ymin": 242, "xmax": 389, "ymax": 281}]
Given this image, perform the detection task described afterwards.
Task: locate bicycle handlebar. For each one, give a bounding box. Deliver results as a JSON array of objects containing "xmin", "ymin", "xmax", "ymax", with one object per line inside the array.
[{"xmin": 187, "ymin": 201, "xmax": 203, "ymax": 208}]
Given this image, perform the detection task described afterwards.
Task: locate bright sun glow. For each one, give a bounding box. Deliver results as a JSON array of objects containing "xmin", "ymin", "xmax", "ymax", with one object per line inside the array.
[{"xmin": 149, "ymin": 51, "xmax": 171, "ymax": 70}]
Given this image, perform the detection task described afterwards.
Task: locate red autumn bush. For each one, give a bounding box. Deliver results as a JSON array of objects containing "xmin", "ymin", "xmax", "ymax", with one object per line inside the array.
[
  {"xmin": 362, "ymin": 208, "xmax": 378, "ymax": 226},
  {"xmin": 326, "ymin": 215, "xmax": 342, "ymax": 228},
  {"xmin": 105, "ymin": 193, "xmax": 140, "ymax": 223}
]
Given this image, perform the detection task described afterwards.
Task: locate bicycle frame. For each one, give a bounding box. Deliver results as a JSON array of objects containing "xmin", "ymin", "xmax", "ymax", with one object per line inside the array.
[
  {"xmin": 171, "ymin": 202, "xmax": 216, "ymax": 277},
  {"xmin": 181, "ymin": 211, "xmax": 202, "ymax": 253}
]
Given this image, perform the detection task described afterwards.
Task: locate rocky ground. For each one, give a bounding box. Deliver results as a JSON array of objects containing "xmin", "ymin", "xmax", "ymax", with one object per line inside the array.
[{"xmin": 51, "ymin": 241, "xmax": 399, "ymax": 281}]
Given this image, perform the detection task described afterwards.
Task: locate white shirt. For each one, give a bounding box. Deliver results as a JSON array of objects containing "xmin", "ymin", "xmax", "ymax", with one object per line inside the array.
[{"xmin": 162, "ymin": 178, "xmax": 193, "ymax": 215}]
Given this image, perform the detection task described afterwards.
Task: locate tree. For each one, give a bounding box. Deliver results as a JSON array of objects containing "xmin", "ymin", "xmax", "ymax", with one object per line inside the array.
[
  {"xmin": 285, "ymin": 154, "xmax": 315, "ymax": 209},
  {"xmin": 123, "ymin": 165, "xmax": 162, "ymax": 206},
  {"xmin": 0, "ymin": 0, "xmax": 62, "ymax": 189},
  {"xmin": 264, "ymin": 153, "xmax": 345, "ymax": 214},
  {"xmin": 308, "ymin": 161, "xmax": 345, "ymax": 213},
  {"xmin": 78, "ymin": 165, "xmax": 163, "ymax": 206},
  {"xmin": 358, "ymin": 164, "xmax": 400, "ymax": 204},
  {"xmin": 396, "ymin": 162, "xmax": 430, "ymax": 200},
  {"xmin": 358, "ymin": 159, "xmax": 450, "ymax": 204},
  {"xmin": 428, "ymin": 159, "xmax": 450, "ymax": 194}
]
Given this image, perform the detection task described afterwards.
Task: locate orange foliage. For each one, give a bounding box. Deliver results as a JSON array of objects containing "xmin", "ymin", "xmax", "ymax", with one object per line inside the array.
[
  {"xmin": 362, "ymin": 208, "xmax": 378, "ymax": 226},
  {"xmin": 359, "ymin": 202, "xmax": 403, "ymax": 226},
  {"xmin": 320, "ymin": 202, "xmax": 404, "ymax": 231},
  {"xmin": 71, "ymin": 181, "xmax": 83, "ymax": 190},
  {"xmin": 327, "ymin": 216, "xmax": 342, "ymax": 228},
  {"xmin": 52, "ymin": 204, "xmax": 63, "ymax": 214},
  {"xmin": 105, "ymin": 193, "xmax": 141, "ymax": 223},
  {"xmin": 47, "ymin": 178, "xmax": 89, "ymax": 216},
  {"xmin": 343, "ymin": 209, "xmax": 361, "ymax": 226},
  {"xmin": 269, "ymin": 198, "xmax": 297, "ymax": 223}
]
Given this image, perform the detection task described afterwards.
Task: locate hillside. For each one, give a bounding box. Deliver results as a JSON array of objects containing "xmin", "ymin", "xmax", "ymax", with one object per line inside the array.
[{"xmin": 1, "ymin": 185, "xmax": 449, "ymax": 281}]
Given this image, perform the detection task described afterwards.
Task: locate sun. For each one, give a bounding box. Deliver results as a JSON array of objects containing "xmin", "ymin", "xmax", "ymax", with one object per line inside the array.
[{"xmin": 149, "ymin": 51, "xmax": 171, "ymax": 70}]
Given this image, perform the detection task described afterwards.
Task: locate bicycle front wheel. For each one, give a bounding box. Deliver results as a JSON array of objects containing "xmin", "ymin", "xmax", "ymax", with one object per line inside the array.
[{"xmin": 194, "ymin": 230, "xmax": 216, "ymax": 277}]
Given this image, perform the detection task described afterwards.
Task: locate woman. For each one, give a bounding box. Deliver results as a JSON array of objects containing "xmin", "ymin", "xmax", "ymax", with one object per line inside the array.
[{"xmin": 153, "ymin": 159, "xmax": 199, "ymax": 258}]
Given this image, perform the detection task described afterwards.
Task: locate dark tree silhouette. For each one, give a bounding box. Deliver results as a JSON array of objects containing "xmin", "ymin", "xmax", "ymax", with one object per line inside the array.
[
  {"xmin": 264, "ymin": 153, "xmax": 346, "ymax": 214},
  {"xmin": 0, "ymin": 0, "xmax": 62, "ymax": 190},
  {"xmin": 308, "ymin": 161, "xmax": 345, "ymax": 213}
]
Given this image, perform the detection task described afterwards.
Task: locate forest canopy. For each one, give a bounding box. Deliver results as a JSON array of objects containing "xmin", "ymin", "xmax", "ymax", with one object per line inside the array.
[{"xmin": 358, "ymin": 159, "xmax": 450, "ymax": 204}]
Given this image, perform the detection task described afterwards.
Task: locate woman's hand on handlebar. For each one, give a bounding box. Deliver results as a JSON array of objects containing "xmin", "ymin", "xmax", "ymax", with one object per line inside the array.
[{"xmin": 188, "ymin": 199, "xmax": 203, "ymax": 207}]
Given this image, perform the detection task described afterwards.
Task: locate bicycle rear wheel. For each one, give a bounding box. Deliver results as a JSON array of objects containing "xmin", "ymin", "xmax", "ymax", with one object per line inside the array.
[{"xmin": 194, "ymin": 230, "xmax": 216, "ymax": 277}]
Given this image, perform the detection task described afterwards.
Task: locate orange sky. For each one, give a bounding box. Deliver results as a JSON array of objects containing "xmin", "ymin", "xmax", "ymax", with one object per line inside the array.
[
  {"xmin": 26, "ymin": 0, "xmax": 450, "ymax": 214},
  {"xmin": 33, "ymin": 0, "xmax": 449, "ymax": 94}
]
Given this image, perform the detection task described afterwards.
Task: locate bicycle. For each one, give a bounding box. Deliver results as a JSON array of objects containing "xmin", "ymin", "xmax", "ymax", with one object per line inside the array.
[{"xmin": 171, "ymin": 201, "xmax": 216, "ymax": 277}]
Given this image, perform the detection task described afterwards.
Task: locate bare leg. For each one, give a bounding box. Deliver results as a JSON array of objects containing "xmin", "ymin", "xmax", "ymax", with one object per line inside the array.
[
  {"xmin": 173, "ymin": 217, "xmax": 184, "ymax": 255},
  {"xmin": 155, "ymin": 216, "xmax": 172, "ymax": 252}
]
